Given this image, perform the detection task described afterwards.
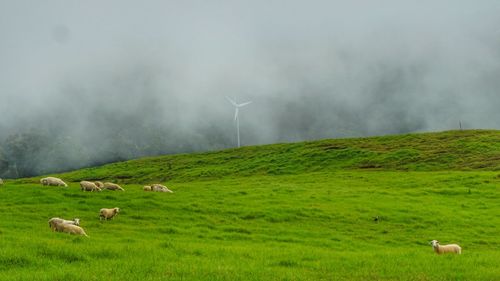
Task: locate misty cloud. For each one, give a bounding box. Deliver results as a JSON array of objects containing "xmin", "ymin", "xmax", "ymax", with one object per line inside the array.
[{"xmin": 0, "ymin": 1, "xmax": 499, "ymax": 177}]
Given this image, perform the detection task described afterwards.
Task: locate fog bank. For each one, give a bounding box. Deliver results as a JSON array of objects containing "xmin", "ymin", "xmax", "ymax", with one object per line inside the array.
[{"xmin": 1, "ymin": 1, "xmax": 499, "ymax": 177}]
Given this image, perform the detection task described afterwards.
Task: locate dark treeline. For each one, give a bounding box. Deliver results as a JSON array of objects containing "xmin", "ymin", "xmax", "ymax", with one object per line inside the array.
[{"xmin": 0, "ymin": 126, "xmax": 231, "ymax": 178}]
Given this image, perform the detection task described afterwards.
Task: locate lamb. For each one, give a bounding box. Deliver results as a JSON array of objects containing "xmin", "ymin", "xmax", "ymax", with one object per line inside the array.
[
  {"xmin": 430, "ymin": 240, "xmax": 461, "ymax": 255},
  {"xmin": 103, "ymin": 182, "xmax": 125, "ymax": 191},
  {"xmin": 100, "ymin": 207, "xmax": 120, "ymax": 220},
  {"xmin": 143, "ymin": 185, "xmax": 152, "ymax": 191},
  {"xmin": 48, "ymin": 217, "xmax": 80, "ymax": 231},
  {"xmin": 54, "ymin": 222, "xmax": 88, "ymax": 237},
  {"xmin": 94, "ymin": 181, "xmax": 104, "ymax": 189},
  {"xmin": 80, "ymin": 181, "xmax": 102, "ymax": 192},
  {"xmin": 151, "ymin": 184, "xmax": 173, "ymax": 193},
  {"xmin": 40, "ymin": 177, "xmax": 68, "ymax": 187}
]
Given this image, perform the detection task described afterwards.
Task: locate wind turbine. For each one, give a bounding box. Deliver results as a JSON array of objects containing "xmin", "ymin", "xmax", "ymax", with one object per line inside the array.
[{"xmin": 226, "ymin": 96, "xmax": 252, "ymax": 148}]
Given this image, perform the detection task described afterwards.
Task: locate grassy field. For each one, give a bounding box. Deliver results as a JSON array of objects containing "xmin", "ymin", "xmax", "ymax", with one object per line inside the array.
[{"xmin": 1, "ymin": 130, "xmax": 499, "ymax": 280}]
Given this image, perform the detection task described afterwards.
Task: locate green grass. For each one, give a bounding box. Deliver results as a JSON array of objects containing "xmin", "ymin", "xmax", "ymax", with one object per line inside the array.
[{"xmin": 1, "ymin": 130, "xmax": 499, "ymax": 280}]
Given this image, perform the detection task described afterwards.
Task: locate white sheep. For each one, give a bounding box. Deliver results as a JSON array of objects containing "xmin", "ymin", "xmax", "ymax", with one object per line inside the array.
[
  {"xmin": 103, "ymin": 182, "xmax": 125, "ymax": 191},
  {"xmin": 54, "ymin": 222, "xmax": 88, "ymax": 237},
  {"xmin": 80, "ymin": 181, "xmax": 102, "ymax": 192},
  {"xmin": 430, "ymin": 240, "xmax": 461, "ymax": 255},
  {"xmin": 40, "ymin": 177, "xmax": 68, "ymax": 187},
  {"xmin": 48, "ymin": 217, "xmax": 80, "ymax": 231},
  {"xmin": 100, "ymin": 207, "xmax": 120, "ymax": 220},
  {"xmin": 151, "ymin": 184, "xmax": 173, "ymax": 193},
  {"xmin": 0, "ymin": 178, "xmax": 3, "ymax": 185},
  {"xmin": 143, "ymin": 185, "xmax": 152, "ymax": 191},
  {"xmin": 94, "ymin": 181, "xmax": 104, "ymax": 189}
]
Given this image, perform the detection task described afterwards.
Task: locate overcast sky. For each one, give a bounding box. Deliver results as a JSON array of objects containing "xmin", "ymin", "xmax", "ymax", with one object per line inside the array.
[{"xmin": 1, "ymin": 0, "xmax": 499, "ymax": 146}]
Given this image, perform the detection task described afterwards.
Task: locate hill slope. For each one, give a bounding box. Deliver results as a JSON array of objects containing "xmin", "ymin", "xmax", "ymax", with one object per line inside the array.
[
  {"xmin": 1, "ymin": 130, "xmax": 499, "ymax": 281},
  {"xmin": 27, "ymin": 130, "xmax": 500, "ymax": 184}
]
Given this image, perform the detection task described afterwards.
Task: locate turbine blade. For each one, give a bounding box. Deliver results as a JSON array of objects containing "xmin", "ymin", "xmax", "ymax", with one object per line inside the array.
[
  {"xmin": 225, "ymin": 96, "xmax": 238, "ymax": 107},
  {"xmin": 237, "ymin": 101, "xmax": 252, "ymax": 107},
  {"xmin": 234, "ymin": 108, "xmax": 239, "ymax": 121}
]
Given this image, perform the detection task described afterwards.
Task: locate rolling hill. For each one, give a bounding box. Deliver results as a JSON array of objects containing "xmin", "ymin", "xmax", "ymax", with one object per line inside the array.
[
  {"xmin": 1, "ymin": 130, "xmax": 499, "ymax": 281},
  {"xmin": 16, "ymin": 129, "xmax": 500, "ymax": 184}
]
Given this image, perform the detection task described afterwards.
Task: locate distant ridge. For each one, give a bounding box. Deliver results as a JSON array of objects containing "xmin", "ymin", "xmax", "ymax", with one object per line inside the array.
[{"xmin": 22, "ymin": 130, "xmax": 500, "ymax": 184}]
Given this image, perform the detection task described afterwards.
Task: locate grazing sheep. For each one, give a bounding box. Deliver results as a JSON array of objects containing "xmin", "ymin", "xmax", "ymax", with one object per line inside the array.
[
  {"xmin": 151, "ymin": 184, "xmax": 173, "ymax": 193},
  {"xmin": 54, "ymin": 222, "xmax": 88, "ymax": 237},
  {"xmin": 430, "ymin": 240, "xmax": 461, "ymax": 255},
  {"xmin": 103, "ymin": 182, "xmax": 124, "ymax": 191},
  {"xmin": 143, "ymin": 185, "xmax": 152, "ymax": 191},
  {"xmin": 80, "ymin": 181, "xmax": 101, "ymax": 192},
  {"xmin": 48, "ymin": 217, "xmax": 80, "ymax": 231},
  {"xmin": 94, "ymin": 181, "xmax": 104, "ymax": 189},
  {"xmin": 40, "ymin": 177, "xmax": 68, "ymax": 187},
  {"xmin": 100, "ymin": 207, "xmax": 120, "ymax": 221}
]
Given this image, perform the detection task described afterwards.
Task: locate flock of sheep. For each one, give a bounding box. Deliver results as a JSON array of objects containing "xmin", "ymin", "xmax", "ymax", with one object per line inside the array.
[
  {"xmin": 39, "ymin": 176, "xmax": 173, "ymax": 193},
  {"xmin": 38, "ymin": 176, "xmax": 173, "ymax": 237},
  {"xmin": 2, "ymin": 176, "xmax": 462, "ymax": 254},
  {"xmin": 48, "ymin": 207, "xmax": 120, "ymax": 237}
]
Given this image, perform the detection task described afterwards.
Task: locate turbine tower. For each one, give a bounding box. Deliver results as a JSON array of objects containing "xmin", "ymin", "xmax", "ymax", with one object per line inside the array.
[{"xmin": 226, "ymin": 97, "xmax": 252, "ymax": 148}]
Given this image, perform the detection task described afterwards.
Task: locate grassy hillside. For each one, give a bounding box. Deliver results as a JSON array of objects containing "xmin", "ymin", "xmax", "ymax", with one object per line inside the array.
[
  {"xmin": 20, "ymin": 129, "xmax": 500, "ymax": 184},
  {"xmin": 1, "ymin": 130, "xmax": 499, "ymax": 280}
]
